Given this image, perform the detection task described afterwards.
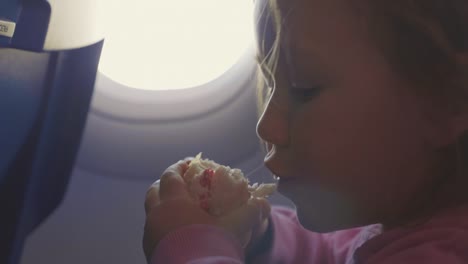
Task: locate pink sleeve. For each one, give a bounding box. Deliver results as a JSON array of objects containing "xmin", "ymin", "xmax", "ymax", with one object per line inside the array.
[
  {"xmin": 370, "ymin": 246, "xmax": 468, "ymax": 264},
  {"xmin": 355, "ymin": 225, "xmax": 468, "ymax": 264},
  {"xmin": 151, "ymin": 225, "xmax": 244, "ymax": 264},
  {"xmin": 249, "ymin": 206, "xmax": 370, "ymax": 263},
  {"xmin": 151, "ymin": 206, "xmax": 370, "ymax": 264}
]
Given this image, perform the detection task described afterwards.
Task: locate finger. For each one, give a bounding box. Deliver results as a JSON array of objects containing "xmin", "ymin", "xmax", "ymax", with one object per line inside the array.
[
  {"xmin": 142, "ymin": 221, "xmax": 156, "ymax": 263},
  {"xmin": 252, "ymin": 198, "xmax": 271, "ymax": 235},
  {"xmin": 183, "ymin": 156, "xmax": 194, "ymax": 164},
  {"xmin": 256, "ymin": 198, "xmax": 271, "ymax": 219},
  {"xmin": 159, "ymin": 161, "xmax": 191, "ymax": 201},
  {"xmin": 144, "ymin": 180, "xmax": 160, "ymax": 215},
  {"xmin": 173, "ymin": 159, "xmax": 190, "ymax": 175},
  {"xmin": 220, "ymin": 198, "xmax": 264, "ymax": 234},
  {"xmin": 145, "ymin": 160, "xmax": 190, "ymax": 213},
  {"xmin": 219, "ymin": 198, "xmax": 266, "ymax": 248}
]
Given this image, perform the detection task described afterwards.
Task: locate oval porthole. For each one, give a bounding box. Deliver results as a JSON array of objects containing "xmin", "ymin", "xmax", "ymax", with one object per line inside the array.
[{"xmin": 97, "ymin": 0, "xmax": 255, "ymax": 91}]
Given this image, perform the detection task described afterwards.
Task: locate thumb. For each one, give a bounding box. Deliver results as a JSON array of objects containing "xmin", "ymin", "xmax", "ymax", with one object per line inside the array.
[
  {"xmin": 159, "ymin": 160, "xmax": 191, "ymax": 201},
  {"xmin": 145, "ymin": 180, "xmax": 161, "ymax": 215}
]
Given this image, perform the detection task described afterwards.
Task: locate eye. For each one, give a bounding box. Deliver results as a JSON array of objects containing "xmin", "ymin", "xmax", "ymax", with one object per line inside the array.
[{"xmin": 289, "ymin": 85, "xmax": 323, "ymax": 103}]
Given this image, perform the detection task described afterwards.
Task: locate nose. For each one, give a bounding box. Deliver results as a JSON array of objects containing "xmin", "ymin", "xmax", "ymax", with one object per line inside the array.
[{"xmin": 256, "ymin": 96, "xmax": 290, "ymax": 147}]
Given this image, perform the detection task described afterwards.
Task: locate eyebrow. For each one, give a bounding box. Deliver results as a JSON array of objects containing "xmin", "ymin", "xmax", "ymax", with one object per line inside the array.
[
  {"xmin": 282, "ymin": 43, "xmax": 327, "ymax": 87},
  {"xmin": 255, "ymin": 34, "xmax": 326, "ymax": 88}
]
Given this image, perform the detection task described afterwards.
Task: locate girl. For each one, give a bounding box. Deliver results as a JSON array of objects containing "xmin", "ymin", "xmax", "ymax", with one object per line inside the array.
[{"xmin": 143, "ymin": 0, "xmax": 468, "ymax": 263}]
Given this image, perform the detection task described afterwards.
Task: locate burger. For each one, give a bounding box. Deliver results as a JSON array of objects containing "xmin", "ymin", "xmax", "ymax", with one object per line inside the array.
[{"xmin": 183, "ymin": 153, "xmax": 277, "ymax": 216}]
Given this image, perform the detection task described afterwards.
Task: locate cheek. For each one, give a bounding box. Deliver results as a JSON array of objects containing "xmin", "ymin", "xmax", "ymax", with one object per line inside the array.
[{"xmin": 288, "ymin": 82, "xmax": 432, "ymax": 216}]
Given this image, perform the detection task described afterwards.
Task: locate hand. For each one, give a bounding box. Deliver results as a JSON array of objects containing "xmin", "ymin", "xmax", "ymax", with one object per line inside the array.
[
  {"xmin": 143, "ymin": 160, "xmax": 271, "ymax": 262},
  {"xmin": 245, "ymin": 205, "xmax": 271, "ymax": 256}
]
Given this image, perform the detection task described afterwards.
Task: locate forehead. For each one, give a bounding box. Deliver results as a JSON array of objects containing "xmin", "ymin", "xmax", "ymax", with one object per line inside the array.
[
  {"xmin": 274, "ymin": 0, "xmax": 372, "ymax": 68},
  {"xmin": 278, "ymin": 0, "xmax": 362, "ymax": 45},
  {"xmin": 277, "ymin": 0, "xmax": 357, "ymax": 20}
]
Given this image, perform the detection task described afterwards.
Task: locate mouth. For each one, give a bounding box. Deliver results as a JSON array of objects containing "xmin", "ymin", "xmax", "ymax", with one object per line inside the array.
[
  {"xmin": 263, "ymin": 151, "xmax": 304, "ymax": 198},
  {"xmin": 264, "ymin": 147, "xmax": 292, "ymax": 179},
  {"xmin": 263, "ymin": 150, "xmax": 298, "ymax": 193}
]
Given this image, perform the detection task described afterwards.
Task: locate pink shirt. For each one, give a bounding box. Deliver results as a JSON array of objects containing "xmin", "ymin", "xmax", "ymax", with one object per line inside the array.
[{"xmin": 152, "ymin": 205, "xmax": 468, "ymax": 263}]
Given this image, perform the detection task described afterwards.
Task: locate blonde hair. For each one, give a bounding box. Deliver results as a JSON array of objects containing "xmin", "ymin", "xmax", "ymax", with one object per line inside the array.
[{"xmin": 255, "ymin": 0, "xmax": 282, "ymax": 117}]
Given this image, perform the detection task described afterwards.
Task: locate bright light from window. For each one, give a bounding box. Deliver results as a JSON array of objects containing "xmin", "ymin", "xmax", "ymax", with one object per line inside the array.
[{"xmin": 98, "ymin": 0, "xmax": 254, "ymax": 90}]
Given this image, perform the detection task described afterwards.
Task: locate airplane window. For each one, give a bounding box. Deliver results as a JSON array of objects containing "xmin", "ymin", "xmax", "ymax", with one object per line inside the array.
[{"xmin": 97, "ymin": 0, "xmax": 254, "ymax": 91}]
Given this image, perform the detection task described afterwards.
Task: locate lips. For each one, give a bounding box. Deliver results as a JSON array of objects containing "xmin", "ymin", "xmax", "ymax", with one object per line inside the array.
[
  {"xmin": 263, "ymin": 146, "xmax": 293, "ymax": 181},
  {"xmin": 263, "ymin": 146, "xmax": 309, "ymax": 200}
]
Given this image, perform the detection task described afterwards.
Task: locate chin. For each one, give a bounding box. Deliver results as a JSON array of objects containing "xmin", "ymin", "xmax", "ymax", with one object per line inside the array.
[{"xmin": 295, "ymin": 207, "xmax": 350, "ymax": 233}]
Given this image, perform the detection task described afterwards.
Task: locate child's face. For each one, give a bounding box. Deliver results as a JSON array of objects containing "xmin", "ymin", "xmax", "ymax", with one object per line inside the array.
[{"xmin": 256, "ymin": 0, "xmax": 443, "ymax": 231}]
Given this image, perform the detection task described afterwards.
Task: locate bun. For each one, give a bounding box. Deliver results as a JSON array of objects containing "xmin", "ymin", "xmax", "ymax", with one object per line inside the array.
[{"xmin": 182, "ymin": 153, "xmax": 277, "ymax": 216}]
